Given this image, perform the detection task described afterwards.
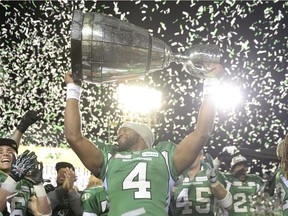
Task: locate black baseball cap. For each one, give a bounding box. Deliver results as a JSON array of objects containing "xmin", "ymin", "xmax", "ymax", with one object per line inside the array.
[
  {"xmin": 55, "ymin": 162, "xmax": 75, "ymax": 172},
  {"xmin": 0, "ymin": 138, "xmax": 18, "ymax": 153}
]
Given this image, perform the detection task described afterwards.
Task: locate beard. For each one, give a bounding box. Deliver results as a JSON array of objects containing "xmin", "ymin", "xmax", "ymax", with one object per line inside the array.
[
  {"xmin": 117, "ymin": 133, "xmax": 140, "ymax": 152},
  {"xmin": 233, "ymin": 168, "xmax": 247, "ymax": 178}
]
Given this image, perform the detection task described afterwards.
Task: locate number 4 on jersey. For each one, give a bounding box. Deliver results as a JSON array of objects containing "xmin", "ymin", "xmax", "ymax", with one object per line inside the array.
[{"xmin": 123, "ymin": 162, "xmax": 151, "ymax": 199}]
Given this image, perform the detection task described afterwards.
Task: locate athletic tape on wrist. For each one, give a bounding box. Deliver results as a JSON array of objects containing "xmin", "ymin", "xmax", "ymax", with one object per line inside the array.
[
  {"xmin": 66, "ymin": 83, "xmax": 81, "ymax": 101},
  {"xmin": 34, "ymin": 184, "xmax": 47, "ymax": 197},
  {"xmin": 217, "ymin": 191, "xmax": 233, "ymax": 208},
  {"xmin": 203, "ymin": 78, "xmax": 220, "ymax": 96},
  {"xmin": 1, "ymin": 176, "xmax": 17, "ymax": 193}
]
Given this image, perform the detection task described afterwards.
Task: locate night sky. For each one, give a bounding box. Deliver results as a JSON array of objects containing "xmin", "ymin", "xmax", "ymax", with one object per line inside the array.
[{"xmin": 0, "ymin": 0, "xmax": 287, "ymax": 177}]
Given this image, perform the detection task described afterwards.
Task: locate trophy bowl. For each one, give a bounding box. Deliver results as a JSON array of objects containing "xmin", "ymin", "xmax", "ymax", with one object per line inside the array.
[{"xmin": 71, "ymin": 10, "xmax": 221, "ymax": 83}]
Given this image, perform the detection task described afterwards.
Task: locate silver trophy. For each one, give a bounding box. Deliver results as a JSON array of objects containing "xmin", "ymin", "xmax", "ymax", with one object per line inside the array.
[{"xmin": 71, "ymin": 10, "xmax": 221, "ymax": 84}]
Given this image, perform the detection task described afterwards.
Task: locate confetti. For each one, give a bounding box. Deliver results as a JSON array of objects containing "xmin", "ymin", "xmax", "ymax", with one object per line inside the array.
[{"xmin": 0, "ymin": 1, "xmax": 287, "ymax": 186}]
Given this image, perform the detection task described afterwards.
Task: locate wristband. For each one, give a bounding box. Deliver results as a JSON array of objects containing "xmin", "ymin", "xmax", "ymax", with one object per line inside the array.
[
  {"xmin": 66, "ymin": 83, "xmax": 81, "ymax": 101},
  {"xmin": 34, "ymin": 184, "xmax": 47, "ymax": 197},
  {"xmin": 203, "ymin": 77, "xmax": 220, "ymax": 96},
  {"xmin": 217, "ymin": 191, "xmax": 233, "ymax": 208},
  {"xmin": 2, "ymin": 176, "xmax": 17, "ymax": 193}
]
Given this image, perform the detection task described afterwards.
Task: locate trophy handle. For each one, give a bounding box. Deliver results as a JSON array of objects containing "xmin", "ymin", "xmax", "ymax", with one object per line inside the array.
[
  {"xmin": 71, "ymin": 11, "xmax": 83, "ymax": 85},
  {"xmin": 71, "ymin": 39, "xmax": 82, "ymax": 85}
]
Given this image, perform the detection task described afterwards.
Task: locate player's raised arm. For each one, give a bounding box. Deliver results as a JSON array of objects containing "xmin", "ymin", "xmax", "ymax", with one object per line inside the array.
[
  {"xmin": 64, "ymin": 72, "xmax": 104, "ymax": 176},
  {"xmin": 10, "ymin": 110, "xmax": 41, "ymax": 148},
  {"xmin": 173, "ymin": 64, "xmax": 224, "ymax": 174}
]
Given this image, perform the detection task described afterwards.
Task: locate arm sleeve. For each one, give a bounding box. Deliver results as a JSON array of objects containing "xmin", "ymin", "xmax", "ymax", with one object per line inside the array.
[
  {"xmin": 47, "ymin": 190, "xmax": 58, "ymax": 210},
  {"xmin": 68, "ymin": 189, "xmax": 83, "ymax": 216}
]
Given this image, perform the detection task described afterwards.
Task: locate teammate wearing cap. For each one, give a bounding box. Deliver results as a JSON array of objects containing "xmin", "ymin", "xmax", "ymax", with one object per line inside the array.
[
  {"xmin": 0, "ymin": 110, "xmax": 52, "ymax": 216},
  {"xmin": 44, "ymin": 162, "xmax": 83, "ymax": 216},
  {"xmin": 219, "ymin": 154, "xmax": 264, "ymax": 215},
  {"xmin": 64, "ymin": 64, "xmax": 224, "ymax": 215}
]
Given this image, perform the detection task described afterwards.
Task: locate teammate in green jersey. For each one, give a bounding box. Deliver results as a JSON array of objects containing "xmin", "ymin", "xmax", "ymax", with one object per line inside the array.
[
  {"xmin": 0, "ymin": 145, "xmax": 37, "ymax": 215},
  {"xmin": 220, "ymin": 155, "xmax": 264, "ymax": 216},
  {"xmin": 81, "ymin": 175, "xmax": 109, "ymax": 216},
  {"xmin": 275, "ymin": 134, "xmax": 288, "ymax": 215},
  {"xmin": 170, "ymin": 151, "xmax": 232, "ymax": 216},
  {"xmin": 0, "ymin": 110, "xmax": 52, "ymax": 216},
  {"xmin": 64, "ymin": 64, "xmax": 225, "ymax": 215},
  {"xmin": 275, "ymin": 169, "xmax": 288, "ymax": 216},
  {"xmin": 0, "ymin": 141, "xmax": 51, "ymax": 216}
]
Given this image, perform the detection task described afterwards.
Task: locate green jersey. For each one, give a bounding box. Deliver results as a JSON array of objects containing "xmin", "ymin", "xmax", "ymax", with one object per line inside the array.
[
  {"xmin": 0, "ymin": 171, "xmax": 9, "ymax": 216},
  {"xmin": 0, "ymin": 171, "xmax": 34, "ymax": 216},
  {"xmin": 81, "ymin": 186, "xmax": 109, "ymax": 216},
  {"xmin": 98, "ymin": 141, "xmax": 179, "ymax": 216},
  {"xmin": 276, "ymin": 169, "xmax": 288, "ymax": 215},
  {"xmin": 170, "ymin": 166, "xmax": 227, "ymax": 216},
  {"xmin": 223, "ymin": 173, "xmax": 264, "ymax": 216}
]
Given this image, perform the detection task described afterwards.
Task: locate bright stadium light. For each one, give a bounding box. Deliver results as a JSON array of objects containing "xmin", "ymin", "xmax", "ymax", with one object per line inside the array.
[
  {"xmin": 117, "ymin": 84, "xmax": 162, "ymax": 114},
  {"xmin": 214, "ymin": 83, "xmax": 242, "ymax": 110}
]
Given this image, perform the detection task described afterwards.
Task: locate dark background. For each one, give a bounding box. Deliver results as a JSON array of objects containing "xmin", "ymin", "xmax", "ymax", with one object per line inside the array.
[{"xmin": 0, "ymin": 1, "xmax": 287, "ymax": 177}]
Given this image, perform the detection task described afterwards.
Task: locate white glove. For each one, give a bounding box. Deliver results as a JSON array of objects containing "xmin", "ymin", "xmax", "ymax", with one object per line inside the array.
[
  {"xmin": 203, "ymin": 154, "xmax": 218, "ymax": 184},
  {"xmin": 213, "ymin": 146, "xmax": 238, "ymax": 169},
  {"xmin": 222, "ymin": 146, "xmax": 238, "ymax": 155}
]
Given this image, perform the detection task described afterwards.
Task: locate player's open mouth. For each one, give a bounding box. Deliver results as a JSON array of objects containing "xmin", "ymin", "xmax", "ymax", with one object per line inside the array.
[{"xmin": 1, "ymin": 158, "xmax": 10, "ymax": 163}]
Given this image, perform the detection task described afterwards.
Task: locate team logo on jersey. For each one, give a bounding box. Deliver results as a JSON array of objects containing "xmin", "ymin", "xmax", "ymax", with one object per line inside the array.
[
  {"xmin": 114, "ymin": 153, "xmax": 132, "ymax": 159},
  {"xmin": 195, "ymin": 176, "xmax": 208, "ymax": 181},
  {"xmin": 232, "ymin": 181, "xmax": 242, "ymax": 186},
  {"xmin": 247, "ymin": 182, "xmax": 256, "ymax": 187},
  {"xmin": 81, "ymin": 193, "xmax": 91, "ymax": 201},
  {"xmin": 142, "ymin": 152, "xmax": 159, "ymax": 157}
]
